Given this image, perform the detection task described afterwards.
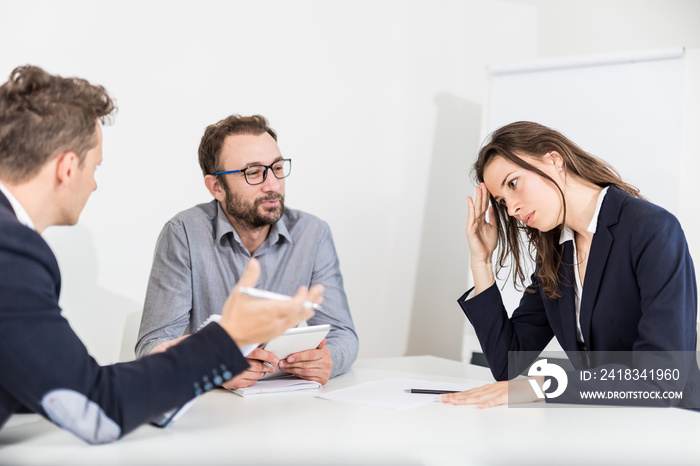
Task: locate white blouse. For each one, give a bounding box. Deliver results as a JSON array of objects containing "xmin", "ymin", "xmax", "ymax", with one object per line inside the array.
[{"xmin": 558, "ymin": 186, "xmax": 609, "ymax": 344}]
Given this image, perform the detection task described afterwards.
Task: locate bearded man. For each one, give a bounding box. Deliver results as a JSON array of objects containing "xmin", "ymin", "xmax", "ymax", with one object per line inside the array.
[{"xmin": 136, "ymin": 115, "xmax": 358, "ymax": 388}]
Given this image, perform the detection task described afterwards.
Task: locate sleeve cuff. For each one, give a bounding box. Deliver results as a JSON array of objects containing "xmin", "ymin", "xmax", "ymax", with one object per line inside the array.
[{"xmin": 457, "ymin": 287, "xmax": 476, "ymax": 303}]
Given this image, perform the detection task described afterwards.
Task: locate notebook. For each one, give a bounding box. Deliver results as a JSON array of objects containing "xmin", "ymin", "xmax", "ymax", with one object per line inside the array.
[{"xmin": 229, "ymin": 375, "xmax": 322, "ymax": 397}]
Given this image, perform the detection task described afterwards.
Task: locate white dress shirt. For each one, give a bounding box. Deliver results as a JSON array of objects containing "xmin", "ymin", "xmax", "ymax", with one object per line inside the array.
[{"xmin": 0, "ymin": 180, "xmax": 35, "ymax": 230}]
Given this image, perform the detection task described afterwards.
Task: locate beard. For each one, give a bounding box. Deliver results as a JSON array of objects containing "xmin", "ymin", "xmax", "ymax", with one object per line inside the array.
[{"xmin": 222, "ymin": 185, "xmax": 285, "ymax": 230}]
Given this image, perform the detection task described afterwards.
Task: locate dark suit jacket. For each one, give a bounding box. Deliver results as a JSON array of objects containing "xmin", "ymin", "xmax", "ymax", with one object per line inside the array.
[
  {"xmin": 0, "ymin": 191, "xmax": 249, "ymax": 442},
  {"xmin": 459, "ymin": 186, "xmax": 699, "ymax": 407}
]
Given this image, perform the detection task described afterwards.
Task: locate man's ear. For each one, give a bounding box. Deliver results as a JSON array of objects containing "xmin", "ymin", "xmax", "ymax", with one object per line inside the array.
[
  {"xmin": 55, "ymin": 152, "xmax": 78, "ymax": 185},
  {"xmin": 204, "ymin": 174, "xmax": 226, "ymax": 202}
]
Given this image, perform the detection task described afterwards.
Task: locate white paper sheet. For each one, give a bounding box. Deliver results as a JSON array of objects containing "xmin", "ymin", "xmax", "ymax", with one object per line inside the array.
[{"xmin": 317, "ymin": 378, "xmax": 481, "ymax": 409}]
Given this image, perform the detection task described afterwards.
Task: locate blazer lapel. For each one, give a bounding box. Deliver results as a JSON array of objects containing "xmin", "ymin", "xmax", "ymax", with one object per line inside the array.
[
  {"xmin": 557, "ymin": 239, "xmax": 580, "ymax": 351},
  {"xmin": 579, "ymin": 187, "xmax": 625, "ymax": 347}
]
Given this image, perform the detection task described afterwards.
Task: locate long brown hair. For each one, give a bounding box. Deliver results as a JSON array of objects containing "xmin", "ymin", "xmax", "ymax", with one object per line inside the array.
[{"xmin": 474, "ymin": 121, "xmax": 642, "ymax": 299}]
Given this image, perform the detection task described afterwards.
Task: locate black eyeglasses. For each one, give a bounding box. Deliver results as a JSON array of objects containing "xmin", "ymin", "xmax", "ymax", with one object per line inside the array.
[{"xmin": 213, "ymin": 158, "xmax": 292, "ymax": 186}]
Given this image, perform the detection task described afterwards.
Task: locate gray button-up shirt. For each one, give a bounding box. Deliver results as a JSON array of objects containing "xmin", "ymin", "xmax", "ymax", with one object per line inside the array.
[{"xmin": 136, "ymin": 200, "xmax": 358, "ymax": 378}]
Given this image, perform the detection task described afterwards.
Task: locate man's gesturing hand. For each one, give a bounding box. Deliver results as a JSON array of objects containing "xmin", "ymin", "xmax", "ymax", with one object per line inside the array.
[{"xmin": 218, "ymin": 258, "xmax": 324, "ymax": 347}]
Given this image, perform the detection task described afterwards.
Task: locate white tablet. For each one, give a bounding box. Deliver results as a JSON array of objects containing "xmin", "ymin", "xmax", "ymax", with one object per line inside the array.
[{"xmin": 261, "ymin": 324, "xmax": 331, "ymax": 359}]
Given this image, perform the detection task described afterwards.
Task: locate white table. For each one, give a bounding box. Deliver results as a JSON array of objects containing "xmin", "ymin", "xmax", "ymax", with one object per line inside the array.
[{"xmin": 1, "ymin": 356, "xmax": 699, "ymax": 465}]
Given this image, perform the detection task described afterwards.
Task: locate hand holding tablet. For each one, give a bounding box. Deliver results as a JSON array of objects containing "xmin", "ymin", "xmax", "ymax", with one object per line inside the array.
[
  {"xmin": 261, "ymin": 324, "xmax": 331, "ymax": 360},
  {"xmin": 238, "ymin": 287, "xmax": 329, "ymax": 359},
  {"xmin": 198, "ymin": 284, "xmax": 330, "ymax": 361}
]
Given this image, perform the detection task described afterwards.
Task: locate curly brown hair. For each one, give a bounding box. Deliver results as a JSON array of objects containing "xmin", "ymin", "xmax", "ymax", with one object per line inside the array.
[{"xmin": 0, "ymin": 65, "xmax": 116, "ymax": 183}]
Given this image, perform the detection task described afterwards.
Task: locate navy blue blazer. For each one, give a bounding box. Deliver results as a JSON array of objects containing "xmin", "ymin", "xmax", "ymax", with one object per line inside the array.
[
  {"xmin": 459, "ymin": 186, "xmax": 699, "ymax": 406},
  {"xmin": 0, "ymin": 191, "xmax": 249, "ymax": 443}
]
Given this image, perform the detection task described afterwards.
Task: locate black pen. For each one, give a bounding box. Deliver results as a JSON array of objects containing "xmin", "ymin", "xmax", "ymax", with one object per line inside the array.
[{"xmin": 409, "ymin": 389, "xmax": 459, "ymax": 394}]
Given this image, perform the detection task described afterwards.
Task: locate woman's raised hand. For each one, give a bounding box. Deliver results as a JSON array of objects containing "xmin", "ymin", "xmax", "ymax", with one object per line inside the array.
[
  {"xmin": 466, "ymin": 183, "xmax": 498, "ymax": 294},
  {"xmin": 466, "ymin": 183, "xmax": 498, "ymax": 264}
]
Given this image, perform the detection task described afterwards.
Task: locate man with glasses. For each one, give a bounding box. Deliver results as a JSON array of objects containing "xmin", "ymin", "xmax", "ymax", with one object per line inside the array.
[{"xmin": 136, "ymin": 115, "xmax": 358, "ymax": 387}]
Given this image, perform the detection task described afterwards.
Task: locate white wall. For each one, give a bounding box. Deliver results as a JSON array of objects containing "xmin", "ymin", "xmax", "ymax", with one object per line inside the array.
[
  {"xmin": 512, "ymin": 0, "xmax": 700, "ymax": 57},
  {"xmin": 1, "ymin": 0, "xmax": 698, "ymax": 365},
  {"xmin": 0, "ymin": 0, "xmax": 536, "ymax": 363}
]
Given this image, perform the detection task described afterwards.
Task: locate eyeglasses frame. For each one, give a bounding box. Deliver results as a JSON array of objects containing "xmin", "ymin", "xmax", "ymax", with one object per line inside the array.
[{"xmin": 212, "ymin": 158, "xmax": 292, "ymax": 186}]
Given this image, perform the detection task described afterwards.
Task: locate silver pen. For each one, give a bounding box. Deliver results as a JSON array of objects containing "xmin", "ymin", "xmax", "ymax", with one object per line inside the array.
[{"xmin": 238, "ymin": 287, "xmax": 322, "ymax": 311}]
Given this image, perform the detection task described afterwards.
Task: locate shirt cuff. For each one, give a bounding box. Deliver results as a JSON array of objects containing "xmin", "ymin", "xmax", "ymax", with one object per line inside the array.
[{"xmin": 239, "ymin": 344, "xmax": 258, "ymax": 357}]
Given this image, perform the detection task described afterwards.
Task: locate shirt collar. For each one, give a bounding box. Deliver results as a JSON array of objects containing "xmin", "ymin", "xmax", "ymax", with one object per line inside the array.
[
  {"xmin": 0, "ymin": 180, "xmax": 35, "ymax": 230},
  {"xmin": 214, "ymin": 201, "xmax": 292, "ymax": 247},
  {"xmin": 559, "ymin": 186, "xmax": 609, "ymax": 245}
]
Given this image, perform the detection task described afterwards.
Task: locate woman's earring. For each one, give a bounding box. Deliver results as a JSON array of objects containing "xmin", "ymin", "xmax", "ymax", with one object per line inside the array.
[{"xmin": 557, "ymin": 166, "xmax": 563, "ymax": 171}]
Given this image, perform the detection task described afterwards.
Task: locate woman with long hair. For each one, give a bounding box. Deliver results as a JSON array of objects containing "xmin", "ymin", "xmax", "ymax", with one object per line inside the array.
[{"xmin": 442, "ymin": 121, "xmax": 698, "ymax": 408}]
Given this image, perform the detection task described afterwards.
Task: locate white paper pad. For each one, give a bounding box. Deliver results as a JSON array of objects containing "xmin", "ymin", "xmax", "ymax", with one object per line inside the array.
[
  {"xmin": 230, "ymin": 377, "xmax": 322, "ymax": 397},
  {"xmin": 317, "ymin": 378, "xmax": 481, "ymax": 409}
]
